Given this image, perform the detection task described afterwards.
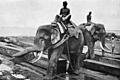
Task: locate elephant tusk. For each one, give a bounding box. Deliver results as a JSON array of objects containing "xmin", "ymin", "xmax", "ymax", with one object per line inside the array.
[
  {"xmin": 99, "ymin": 42, "xmax": 111, "ymax": 53},
  {"xmin": 31, "ymin": 50, "xmax": 43, "ymax": 63},
  {"xmin": 104, "ymin": 44, "xmax": 111, "ymax": 50}
]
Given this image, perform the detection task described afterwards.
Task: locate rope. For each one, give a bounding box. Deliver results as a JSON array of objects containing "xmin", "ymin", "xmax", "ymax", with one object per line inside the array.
[{"xmin": 66, "ymin": 40, "xmax": 75, "ymax": 72}]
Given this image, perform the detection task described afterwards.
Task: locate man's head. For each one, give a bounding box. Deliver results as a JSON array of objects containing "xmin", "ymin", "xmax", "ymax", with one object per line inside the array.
[
  {"xmin": 63, "ymin": 1, "xmax": 68, "ymax": 8},
  {"xmin": 89, "ymin": 11, "xmax": 92, "ymax": 15},
  {"xmin": 111, "ymin": 36, "xmax": 115, "ymax": 40}
]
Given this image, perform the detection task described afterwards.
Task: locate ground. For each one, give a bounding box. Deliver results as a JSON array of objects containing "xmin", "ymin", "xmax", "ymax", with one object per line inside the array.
[{"xmin": 0, "ymin": 36, "xmax": 120, "ymax": 80}]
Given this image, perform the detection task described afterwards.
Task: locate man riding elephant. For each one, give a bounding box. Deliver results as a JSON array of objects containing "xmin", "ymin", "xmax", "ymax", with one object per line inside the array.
[
  {"xmin": 79, "ymin": 22, "xmax": 111, "ymax": 58},
  {"xmin": 87, "ymin": 11, "xmax": 92, "ymax": 25},
  {"xmin": 53, "ymin": 1, "xmax": 79, "ymax": 39},
  {"xmin": 60, "ymin": 1, "xmax": 71, "ymax": 25}
]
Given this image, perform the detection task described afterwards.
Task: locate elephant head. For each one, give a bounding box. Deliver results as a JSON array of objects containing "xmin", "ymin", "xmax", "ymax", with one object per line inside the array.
[
  {"xmin": 12, "ymin": 25, "xmax": 57, "ymax": 59},
  {"xmin": 91, "ymin": 24, "xmax": 111, "ymax": 53},
  {"xmin": 34, "ymin": 25, "xmax": 52, "ymax": 51},
  {"xmin": 12, "ymin": 25, "xmax": 54, "ymax": 64}
]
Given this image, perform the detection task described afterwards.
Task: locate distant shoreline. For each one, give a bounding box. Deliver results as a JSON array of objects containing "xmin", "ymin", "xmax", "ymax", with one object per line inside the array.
[{"xmin": 0, "ymin": 27, "xmax": 120, "ymax": 36}]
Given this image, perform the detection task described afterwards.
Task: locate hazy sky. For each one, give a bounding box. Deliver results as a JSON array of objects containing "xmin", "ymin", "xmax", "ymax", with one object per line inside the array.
[{"xmin": 0, "ymin": 0, "xmax": 120, "ymax": 36}]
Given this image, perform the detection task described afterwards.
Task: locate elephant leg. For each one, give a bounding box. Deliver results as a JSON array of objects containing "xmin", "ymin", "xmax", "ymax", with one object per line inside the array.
[
  {"xmin": 74, "ymin": 46, "xmax": 83, "ymax": 74},
  {"xmin": 86, "ymin": 41, "xmax": 95, "ymax": 59},
  {"xmin": 90, "ymin": 42, "xmax": 95, "ymax": 59},
  {"xmin": 47, "ymin": 45, "xmax": 64, "ymax": 79},
  {"xmin": 68, "ymin": 53, "xmax": 76, "ymax": 74},
  {"xmin": 101, "ymin": 36, "xmax": 106, "ymax": 56}
]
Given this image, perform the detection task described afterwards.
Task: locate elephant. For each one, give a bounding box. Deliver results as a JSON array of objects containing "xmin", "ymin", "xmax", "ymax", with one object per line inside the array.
[
  {"xmin": 79, "ymin": 23, "xmax": 111, "ymax": 58},
  {"xmin": 12, "ymin": 23, "xmax": 84, "ymax": 79}
]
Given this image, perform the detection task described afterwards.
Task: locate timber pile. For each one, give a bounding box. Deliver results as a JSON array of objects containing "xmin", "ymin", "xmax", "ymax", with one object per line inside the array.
[
  {"xmin": 0, "ymin": 41, "xmax": 47, "ymax": 77},
  {"xmin": 0, "ymin": 41, "xmax": 67, "ymax": 79},
  {"xmin": 82, "ymin": 50, "xmax": 120, "ymax": 80},
  {"xmin": 0, "ymin": 40, "xmax": 120, "ymax": 80}
]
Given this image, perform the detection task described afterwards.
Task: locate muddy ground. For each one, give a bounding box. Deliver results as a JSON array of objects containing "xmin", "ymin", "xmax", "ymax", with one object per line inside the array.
[{"xmin": 0, "ymin": 36, "xmax": 120, "ymax": 80}]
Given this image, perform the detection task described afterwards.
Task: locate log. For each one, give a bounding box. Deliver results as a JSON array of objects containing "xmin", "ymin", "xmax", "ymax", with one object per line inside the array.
[
  {"xmin": 79, "ymin": 68, "xmax": 119, "ymax": 80},
  {"xmin": 83, "ymin": 59, "xmax": 120, "ymax": 76},
  {"xmin": 16, "ymin": 64, "xmax": 44, "ymax": 76},
  {"xmin": 33, "ymin": 59, "xmax": 48, "ymax": 69},
  {"xmin": 94, "ymin": 55, "xmax": 120, "ymax": 66},
  {"xmin": 20, "ymin": 62, "xmax": 47, "ymax": 75}
]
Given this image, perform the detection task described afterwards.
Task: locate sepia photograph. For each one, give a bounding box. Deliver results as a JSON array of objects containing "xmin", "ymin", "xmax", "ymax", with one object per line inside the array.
[{"xmin": 0, "ymin": 0, "xmax": 120, "ymax": 80}]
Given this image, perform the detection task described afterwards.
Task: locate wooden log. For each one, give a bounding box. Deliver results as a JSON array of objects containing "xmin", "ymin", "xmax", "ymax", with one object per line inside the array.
[
  {"xmin": 79, "ymin": 68, "xmax": 119, "ymax": 80},
  {"xmin": 16, "ymin": 64, "xmax": 44, "ymax": 76},
  {"xmin": 0, "ymin": 42, "xmax": 23, "ymax": 56},
  {"xmin": 83, "ymin": 59, "xmax": 120, "ymax": 76},
  {"xmin": 0, "ymin": 42, "xmax": 24, "ymax": 51},
  {"xmin": 20, "ymin": 62, "xmax": 47, "ymax": 75},
  {"xmin": 33, "ymin": 59, "xmax": 48, "ymax": 69},
  {"xmin": 94, "ymin": 55, "xmax": 120, "ymax": 66}
]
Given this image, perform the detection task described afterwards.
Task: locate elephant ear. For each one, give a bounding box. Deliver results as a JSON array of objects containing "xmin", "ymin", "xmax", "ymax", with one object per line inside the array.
[{"xmin": 51, "ymin": 28, "xmax": 60, "ymax": 44}]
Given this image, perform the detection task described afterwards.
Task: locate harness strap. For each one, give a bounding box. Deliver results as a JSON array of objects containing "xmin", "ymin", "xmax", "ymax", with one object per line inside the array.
[
  {"xmin": 53, "ymin": 34, "xmax": 69, "ymax": 48},
  {"xmin": 57, "ymin": 22, "xmax": 67, "ymax": 34},
  {"xmin": 60, "ymin": 21, "xmax": 67, "ymax": 30}
]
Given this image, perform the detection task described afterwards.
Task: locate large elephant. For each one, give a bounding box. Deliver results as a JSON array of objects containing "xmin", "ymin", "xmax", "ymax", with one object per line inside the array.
[
  {"xmin": 79, "ymin": 23, "xmax": 110, "ymax": 58},
  {"xmin": 13, "ymin": 24, "xmax": 84, "ymax": 79}
]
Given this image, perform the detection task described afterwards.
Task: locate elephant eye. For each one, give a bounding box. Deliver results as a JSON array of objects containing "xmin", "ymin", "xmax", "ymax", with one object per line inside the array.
[
  {"xmin": 41, "ymin": 39, "xmax": 44, "ymax": 42},
  {"xmin": 44, "ymin": 35, "xmax": 49, "ymax": 40},
  {"xmin": 39, "ymin": 39, "xmax": 44, "ymax": 44}
]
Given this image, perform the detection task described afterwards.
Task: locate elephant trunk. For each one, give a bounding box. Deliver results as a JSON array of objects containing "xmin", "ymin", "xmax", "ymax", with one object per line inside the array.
[{"xmin": 12, "ymin": 45, "xmax": 42, "ymax": 57}]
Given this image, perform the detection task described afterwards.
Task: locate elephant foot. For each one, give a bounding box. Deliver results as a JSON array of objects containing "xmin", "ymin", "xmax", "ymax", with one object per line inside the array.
[
  {"xmin": 68, "ymin": 68, "xmax": 79, "ymax": 75},
  {"xmin": 43, "ymin": 75, "xmax": 53, "ymax": 80},
  {"xmin": 72, "ymin": 69, "xmax": 81, "ymax": 75}
]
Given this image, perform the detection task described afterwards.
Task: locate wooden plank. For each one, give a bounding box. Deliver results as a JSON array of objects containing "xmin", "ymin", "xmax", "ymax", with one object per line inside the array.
[
  {"xmin": 16, "ymin": 64, "xmax": 44, "ymax": 77},
  {"xmin": 0, "ymin": 42, "xmax": 24, "ymax": 57},
  {"xmin": 83, "ymin": 59, "xmax": 120, "ymax": 76},
  {"xmin": 20, "ymin": 62, "xmax": 47, "ymax": 75},
  {"xmin": 79, "ymin": 68, "xmax": 119, "ymax": 80},
  {"xmin": 94, "ymin": 55, "xmax": 120, "ymax": 66},
  {"xmin": 82, "ymin": 49, "xmax": 120, "ymax": 67},
  {"xmin": 33, "ymin": 59, "xmax": 48, "ymax": 69},
  {"xmin": 0, "ymin": 42, "xmax": 24, "ymax": 51}
]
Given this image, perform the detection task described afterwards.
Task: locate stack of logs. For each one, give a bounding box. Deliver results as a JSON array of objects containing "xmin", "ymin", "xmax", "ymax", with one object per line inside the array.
[{"xmin": 0, "ymin": 40, "xmax": 120, "ymax": 80}]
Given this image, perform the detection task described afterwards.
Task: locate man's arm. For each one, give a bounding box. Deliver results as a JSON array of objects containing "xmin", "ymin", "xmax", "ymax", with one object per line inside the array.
[
  {"xmin": 62, "ymin": 14, "xmax": 71, "ymax": 21},
  {"xmin": 60, "ymin": 8, "xmax": 62, "ymax": 15}
]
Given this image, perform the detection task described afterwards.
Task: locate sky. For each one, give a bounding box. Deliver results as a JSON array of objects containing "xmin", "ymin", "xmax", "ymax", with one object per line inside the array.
[{"xmin": 0, "ymin": 0, "xmax": 120, "ymax": 36}]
